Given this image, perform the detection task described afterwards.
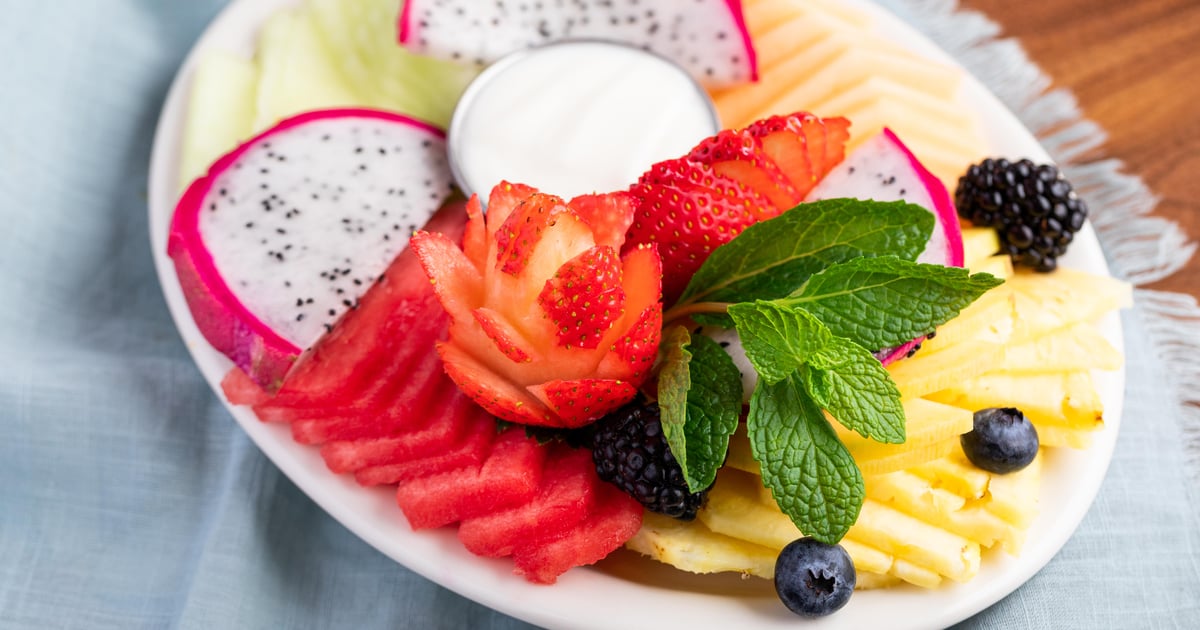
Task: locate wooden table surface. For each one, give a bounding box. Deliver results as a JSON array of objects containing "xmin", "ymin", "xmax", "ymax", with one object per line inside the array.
[{"xmin": 962, "ymin": 0, "xmax": 1200, "ymax": 299}]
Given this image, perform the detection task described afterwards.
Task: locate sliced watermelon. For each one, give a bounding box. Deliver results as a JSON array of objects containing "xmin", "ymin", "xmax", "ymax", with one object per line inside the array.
[
  {"xmin": 395, "ymin": 427, "xmax": 547, "ymax": 530},
  {"xmin": 289, "ymin": 344, "xmax": 446, "ymax": 445},
  {"xmin": 318, "ymin": 379, "xmax": 468, "ymax": 473},
  {"xmin": 353, "ymin": 408, "xmax": 496, "ymax": 487},
  {"xmin": 511, "ymin": 482, "xmax": 643, "ymax": 584},
  {"xmin": 221, "ymin": 367, "xmax": 267, "ymax": 407},
  {"xmin": 457, "ymin": 445, "xmax": 597, "ymax": 558}
]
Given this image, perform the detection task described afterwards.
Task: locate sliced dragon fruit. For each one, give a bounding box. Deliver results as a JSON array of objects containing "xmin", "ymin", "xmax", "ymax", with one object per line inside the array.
[
  {"xmin": 805, "ymin": 127, "xmax": 965, "ymax": 365},
  {"xmin": 397, "ymin": 0, "xmax": 757, "ymax": 88},
  {"xmin": 168, "ymin": 108, "xmax": 454, "ymax": 390}
]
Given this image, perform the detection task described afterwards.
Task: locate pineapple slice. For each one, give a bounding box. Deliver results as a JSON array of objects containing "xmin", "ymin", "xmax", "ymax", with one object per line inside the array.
[
  {"xmin": 627, "ymin": 512, "xmax": 777, "ymax": 578},
  {"xmin": 927, "ymin": 371, "xmax": 1104, "ymax": 433},
  {"xmin": 849, "ymin": 499, "xmax": 981, "ymax": 582},
  {"xmin": 998, "ymin": 322, "xmax": 1123, "ymax": 374},
  {"xmin": 910, "ymin": 451, "xmax": 991, "ymax": 500},
  {"xmin": 888, "ymin": 339, "xmax": 1007, "ymax": 400},
  {"xmin": 961, "ymin": 228, "xmax": 1001, "ymax": 269},
  {"xmin": 983, "ymin": 453, "xmax": 1043, "ymax": 528},
  {"xmin": 921, "ymin": 284, "xmax": 1015, "ymax": 353},
  {"xmin": 866, "ymin": 471, "xmax": 1026, "ymax": 552},
  {"xmin": 834, "ymin": 398, "xmax": 974, "ymax": 475},
  {"xmin": 1008, "ymin": 268, "xmax": 1132, "ymax": 342}
]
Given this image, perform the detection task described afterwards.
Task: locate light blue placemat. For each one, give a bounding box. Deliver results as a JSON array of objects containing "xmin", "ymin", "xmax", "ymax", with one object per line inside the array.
[{"xmin": 2, "ymin": 1, "xmax": 1197, "ymax": 628}]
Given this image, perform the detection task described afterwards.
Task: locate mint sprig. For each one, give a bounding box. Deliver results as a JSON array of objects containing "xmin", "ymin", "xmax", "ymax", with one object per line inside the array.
[
  {"xmin": 671, "ymin": 199, "xmax": 934, "ymax": 325},
  {"xmin": 748, "ymin": 372, "xmax": 864, "ymax": 544},
  {"xmin": 658, "ymin": 326, "xmax": 744, "ymax": 493},
  {"xmin": 780, "ymin": 256, "xmax": 1003, "ymax": 349}
]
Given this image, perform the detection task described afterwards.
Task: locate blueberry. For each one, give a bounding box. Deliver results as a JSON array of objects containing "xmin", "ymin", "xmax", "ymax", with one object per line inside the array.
[
  {"xmin": 774, "ymin": 538, "xmax": 855, "ymax": 618},
  {"xmin": 960, "ymin": 407, "xmax": 1039, "ymax": 474}
]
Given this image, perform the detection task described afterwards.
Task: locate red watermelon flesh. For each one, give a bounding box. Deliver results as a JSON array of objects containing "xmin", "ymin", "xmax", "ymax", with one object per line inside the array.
[
  {"xmin": 457, "ymin": 445, "xmax": 597, "ymax": 558},
  {"xmin": 289, "ymin": 345, "xmax": 446, "ymax": 445},
  {"xmin": 252, "ymin": 205, "xmax": 466, "ymax": 414},
  {"xmin": 318, "ymin": 379, "xmax": 468, "ymax": 473},
  {"xmin": 512, "ymin": 482, "xmax": 644, "ymax": 584},
  {"xmin": 395, "ymin": 428, "xmax": 547, "ymax": 530},
  {"xmin": 221, "ymin": 367, "xmax": 267, "ymax": 407},
  {"xmin": 353, "ymin": 407, "xmax": 496, "ymax": 487},
  {"xmin": 253, "ymin": 296, "xmax": 446, "ymax": 423}
]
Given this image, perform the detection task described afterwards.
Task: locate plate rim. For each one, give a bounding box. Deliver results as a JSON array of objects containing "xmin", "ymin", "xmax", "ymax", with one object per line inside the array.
[{"xmin": 147, "ymin": 1, "xmax": 1126, "ymax": 628}]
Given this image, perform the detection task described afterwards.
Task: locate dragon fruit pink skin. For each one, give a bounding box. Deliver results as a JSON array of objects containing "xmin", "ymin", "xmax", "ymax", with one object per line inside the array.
[
  {"xmin": 397, "ymin": 0, "xmax": 758, "ymax": 88},
  {"xmin": 805, "ymin": 127, "xmax": 965, "ymax": 365},
  {"xmin": 168, "ymin": 108, "xmax": 453, "ymax": 391}
]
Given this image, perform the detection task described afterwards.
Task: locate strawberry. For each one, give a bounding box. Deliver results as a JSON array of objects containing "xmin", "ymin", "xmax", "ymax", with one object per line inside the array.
[
  {"xmin": 416, "ymin": 184, "xmax": 663, "ymax": 428},
  {"xmin": 537, "ymin": 245, "xmax": 625, "ymax": 350},
  {"xmin": 624, "ymin": 112, "xmax": 852, "ymax": 304},
  {"xmin": 625, "ymin": 158, "xmax": 772, "ymax": 302},
  {"xmin": 687, "ymin": 128, "xmax": 802, "ymax": 211}
]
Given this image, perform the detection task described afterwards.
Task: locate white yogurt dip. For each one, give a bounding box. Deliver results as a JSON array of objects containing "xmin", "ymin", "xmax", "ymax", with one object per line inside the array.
[{"xmin": 448, "ymin": 40, "xmax": 720, "ymax": 201}]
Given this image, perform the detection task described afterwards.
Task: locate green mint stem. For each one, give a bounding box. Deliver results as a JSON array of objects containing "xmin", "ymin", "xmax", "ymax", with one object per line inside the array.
[{"xmin": 661, "ymin": 301, "xmax": 733, "ymax": 327}]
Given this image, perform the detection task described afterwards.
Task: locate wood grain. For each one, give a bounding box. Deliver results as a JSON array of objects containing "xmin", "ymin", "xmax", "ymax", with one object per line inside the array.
[{"xmin": 961, "ymin": 0, "xmax": 1200, "ymax": 298}]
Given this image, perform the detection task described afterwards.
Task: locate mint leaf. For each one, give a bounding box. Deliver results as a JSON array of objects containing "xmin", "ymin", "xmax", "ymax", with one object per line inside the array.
[
  {"xmin": 803, "ymin": 337, "xmax": 905, "ymax": 444},
  {"xmin": 748, "ymin": 372, "xmax": 864, "ymax": 543},
  {"xmin": 782, "ymin": 256, "xmax": 1004, "ymax": 349},
  {"xmin": 727, "ymin": 301, "xmax": 831, "ymax": 386},
  {"xmin": 675, "ymin": 199, "xmax": 934, "ymax": 316},
  {"xmin": 658, "ymin": 326, "xmax": 744, "ymax": 493}
]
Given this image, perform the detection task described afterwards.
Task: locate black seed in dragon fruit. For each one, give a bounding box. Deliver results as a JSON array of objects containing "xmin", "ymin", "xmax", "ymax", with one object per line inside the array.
[
  {"xmin": 167, "ymin": 108, "xmax": 454, "ymax": 391},
  {"xmin": 397, "ymin": 0, "xmax": 758, "ymax": 88}
]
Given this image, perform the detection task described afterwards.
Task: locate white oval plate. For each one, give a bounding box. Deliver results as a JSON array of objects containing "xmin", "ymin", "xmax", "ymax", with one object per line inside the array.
[{"xmin": 148, "ymin": 1, "xmax": 1125, "ymax": 628}]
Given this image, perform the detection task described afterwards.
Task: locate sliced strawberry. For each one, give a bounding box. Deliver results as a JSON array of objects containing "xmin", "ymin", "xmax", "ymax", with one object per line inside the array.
[
  {"xmin": 746, "ymin": 113, "xmax": 820, "ymax": 196},
  {"xmin": 511, "ymin": 482, "xmax": 644, "ymax": 584},
  {"xmin": 601, "ymin": 303, "xmax": 663, "ymax": 383},
  {"xmin": 494, "ymin": 193, "xmax": 569, "ymax": 275},
  {"xmin": 395, "ymin": 427, "xmax": 547, "ymax": 529},
  {"xmin": 458, "ymin": 446, "xmax": 597, "ymax": 557},
  {"xmin": 822, "ymin": 116, "xmax": 851, "ymax": 175},
  {"xmin": 528, "ymin": 378, "xmax": 638, "ymax": 427},
  {"xmin": 483, "ymin": 181, "xmax": 538, "ymax": 234},
  {"xmin": 353, "ymin": 410, "xmax": 496, "ymax": 487},
  {"xmin": 625, "ymin": 159, "xmax": 767, "ymax": 302},
  {"xmin": 687, "ymin": 128, "xmax": 801, "ymax": 212},
  {"xmin": 411, "ymin": 229, "xmax": 483, "ymax": 324},
  {"xmin": 438, "ymin": 341, "xmax": 555, "ymax": 426},
  {"xmin": 472, "ymin": 307, "xmax": 537, "ymax": 363},
  {"xmin": 461, "ymin": 194, "xmax": 488, "ymax": 271},
  {"xmin": 537, "ymin": 245, "xmax": 625, "ymax": 350},
  {"xmin": 567, "ymin": 191, "xmax": 635, "ymax": 249}
]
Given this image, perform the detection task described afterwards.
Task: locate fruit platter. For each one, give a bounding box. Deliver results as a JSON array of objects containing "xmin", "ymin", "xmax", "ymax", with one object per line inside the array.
[{"xmin": 148, "ymin": 0, "xmax": 1130, "ymax": 627}]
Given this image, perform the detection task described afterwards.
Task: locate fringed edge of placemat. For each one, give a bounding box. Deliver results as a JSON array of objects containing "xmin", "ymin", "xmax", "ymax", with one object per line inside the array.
[{"xmin": 883, "ymin": 0, "xmax": 1200, "ymax": 475}]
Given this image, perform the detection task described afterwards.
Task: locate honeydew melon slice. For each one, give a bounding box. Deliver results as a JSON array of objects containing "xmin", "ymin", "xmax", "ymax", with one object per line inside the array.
[
  {"xmin": 306, "ymin": 0, "xmax": 477, "ymax": 128},
  {"xmin": 254, "ymin": 7, "xmax": 361, "ymax": 130},
  {"xmin": 179, "ymin": 51, "xmax": 259, "ymax": 190}
]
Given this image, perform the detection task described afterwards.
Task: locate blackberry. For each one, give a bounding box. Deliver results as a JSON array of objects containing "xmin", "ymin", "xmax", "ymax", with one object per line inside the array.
[
  {"xmin": 955, "ymin": 158, "xmax": 1088, "ymax": 272},
  {"xmin": 590, "ymin": 401, "xmax": 707, "ymax": 520}
]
